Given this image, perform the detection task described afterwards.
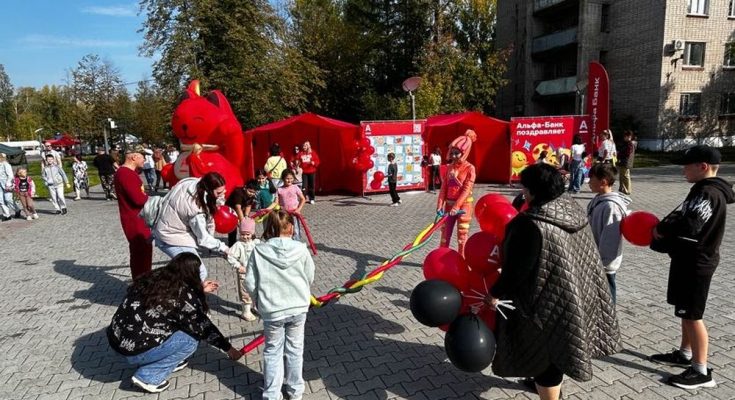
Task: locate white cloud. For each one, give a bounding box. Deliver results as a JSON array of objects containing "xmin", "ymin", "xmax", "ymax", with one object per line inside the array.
[
  {"xmin": 81, "ymin": 4, "xmax": 137, "ymax": 17},
  {"xmin": 20, "ymin": 35, "xmax": 136, "ymax": 49}
]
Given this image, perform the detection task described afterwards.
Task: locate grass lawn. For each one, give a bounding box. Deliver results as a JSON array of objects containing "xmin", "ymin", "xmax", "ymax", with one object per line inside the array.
[
  {"xmin": 634, "ymin": 146, "xmax": 735, "ymax": 168},
  {"xmin": 26, "ymin": 156, "xmax": 101, "ymax": 199}
]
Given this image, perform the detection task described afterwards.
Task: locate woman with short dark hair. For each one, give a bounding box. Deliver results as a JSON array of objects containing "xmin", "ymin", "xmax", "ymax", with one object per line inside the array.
[
  {"xmin": 486, "ymin": 164, "xmax": 619, "ymax": 400},
  {"xmin": 108, "ymin": 253, "xmax": 242, "ymax": 393}
]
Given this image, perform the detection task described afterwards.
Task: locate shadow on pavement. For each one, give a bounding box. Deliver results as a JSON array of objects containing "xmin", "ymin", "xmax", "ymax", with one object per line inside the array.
[
  {"xmin": 71, "ymin": 328, "xmax": 258, "ymax": 396},
  {"xmin": 315, "ymin": 243, "xmax": 422, "ymax": 282},
  {"xmin": 52, "ymin": 259, "xmax": 243, "ymax": 316},
  {"xmin": 301, "ymin": 303, "xmax": 517, "ymax": 399}
]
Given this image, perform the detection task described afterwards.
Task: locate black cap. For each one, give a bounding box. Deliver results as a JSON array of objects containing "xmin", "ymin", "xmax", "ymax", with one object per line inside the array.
[{"xmin": 672, "ymin": 145, "xmax": 721, "ymax": 165}]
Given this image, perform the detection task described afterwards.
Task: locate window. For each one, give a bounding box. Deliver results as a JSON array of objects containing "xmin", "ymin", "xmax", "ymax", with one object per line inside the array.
[
  {"xmin": 688, "ymin": 0, "xmax": 709, "ymax": 15},
  {"xmin": 601, "ymin": 4, "xmax": 610, "ymax": 32},
  {"xmin": 721, "ymin": 93, "xmax": 735, "ymax": 115},
  {"xmin": 683, "ymin": 42, "xmax": 706, "ymax": 66},
  {"xmin": 680, "ymin": 93, "xmax": 702, "ymax": 117},
  {"xmin": 725, "ymin": 43, "xmax": 735, "ymax": 67},
  {"xmin": 730, "ymin": 0, "xmax": 735, "ymax": 17}
]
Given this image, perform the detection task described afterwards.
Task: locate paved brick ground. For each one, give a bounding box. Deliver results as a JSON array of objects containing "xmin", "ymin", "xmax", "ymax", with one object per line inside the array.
[{"xmin": 1, "ymin": 164, "xmax": 734, "ymax": 400}]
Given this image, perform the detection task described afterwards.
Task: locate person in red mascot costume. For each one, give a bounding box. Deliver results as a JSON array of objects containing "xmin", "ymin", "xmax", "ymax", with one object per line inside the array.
[
  {"xmin": 436, "ymin": 129, "xmax": 477, "ymax": 257},
  {"xmin": 162, "ymin": 80, "xmax": 245, "ymax": 197}
]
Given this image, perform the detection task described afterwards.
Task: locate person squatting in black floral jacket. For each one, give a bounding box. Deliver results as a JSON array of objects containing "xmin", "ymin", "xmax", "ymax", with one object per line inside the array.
[{"xmin": 107, "ymin": 253, "xmax": 242, "ymax": 393}]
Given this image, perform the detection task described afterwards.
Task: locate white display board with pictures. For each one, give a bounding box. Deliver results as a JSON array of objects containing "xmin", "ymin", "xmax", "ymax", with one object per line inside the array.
[{"xmin": 360, "ymin": 120, "xmax": 426, "ymax": 193}]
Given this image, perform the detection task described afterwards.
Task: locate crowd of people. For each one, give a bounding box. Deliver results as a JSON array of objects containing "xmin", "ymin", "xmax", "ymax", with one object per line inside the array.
[{"xmin": 0, "ymin": 132, "xmax": 732, "ymax": 399}]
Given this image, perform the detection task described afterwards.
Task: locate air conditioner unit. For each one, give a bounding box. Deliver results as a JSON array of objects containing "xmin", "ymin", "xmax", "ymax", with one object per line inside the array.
[{"xmin": 673, "ymin": 39, "xmax": 685, "ymax": 51}]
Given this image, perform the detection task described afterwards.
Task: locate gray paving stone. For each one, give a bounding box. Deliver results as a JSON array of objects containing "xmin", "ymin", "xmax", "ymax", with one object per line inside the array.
[{"xmin": 1, "ymin": 165, "xmax": 734, "ymax": 399}]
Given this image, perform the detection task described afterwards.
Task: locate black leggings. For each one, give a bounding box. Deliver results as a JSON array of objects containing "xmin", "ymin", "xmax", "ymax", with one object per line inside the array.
[
  {"xmin": 535, "ymin": 364, "xmax": 563, "ymax": 387},
  {"xmin": 302, "ymin": 173, "xmax": 315, "ymax": 201}
]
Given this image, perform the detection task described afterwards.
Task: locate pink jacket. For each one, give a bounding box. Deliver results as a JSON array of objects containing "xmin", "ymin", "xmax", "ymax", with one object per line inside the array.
[{"xmin": 14, "ymin": 176, "xmax": 36, "ymax": 197}]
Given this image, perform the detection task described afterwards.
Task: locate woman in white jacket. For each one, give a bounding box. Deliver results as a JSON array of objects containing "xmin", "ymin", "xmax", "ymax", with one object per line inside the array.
[{"xmin": 153, "ymin": 172, "xmax": 229, "ymax": 281}]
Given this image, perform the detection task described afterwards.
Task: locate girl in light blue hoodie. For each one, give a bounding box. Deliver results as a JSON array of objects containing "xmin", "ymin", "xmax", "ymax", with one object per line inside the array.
[{"xmin": 245, "ymin": 210, "xmax": 315, "ymax": 400}]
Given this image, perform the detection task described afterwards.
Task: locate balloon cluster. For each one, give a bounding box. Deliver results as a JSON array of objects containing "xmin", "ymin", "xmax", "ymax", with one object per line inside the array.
[
  {"xmin": 352, "ymin": 137, "xmax": 375, "ymax": 171},
  {"xmin": 410, "ymin": 193, "xmax": 519, "ymax": 372},
  {"xmin": 370, "ymin": 171, "xmax": 385, "ymax": 190}
]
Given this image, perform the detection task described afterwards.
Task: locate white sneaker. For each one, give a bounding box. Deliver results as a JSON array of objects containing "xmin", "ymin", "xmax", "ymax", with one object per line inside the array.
[
  {"xmin": 26, "ymin": 216, "xmax": 32, "ymax": 221},
  {"xmin": 241, "ymin": 311, "xmax": 257, "ymax": 321},
  {"xmin": 398, "ymin": 199, "xmax": 402, "ymax": 204},
  {"xmin": 309, "ymin": 200, "xmax": 315, "ymax": 204},
  {"xmin": 390, "ymin": 203, "xmax": 399, "ymax": 207},
  {"xmin": 131, "ymin": 376, "xmax": 170, "ymax": 393},
  {"xmin": 32, "ymin": 213, "xmax": 38, "ymax": 219},
  {"xmin": 73, "ymin": 196, "xmax": 81, "ymax": 201}
]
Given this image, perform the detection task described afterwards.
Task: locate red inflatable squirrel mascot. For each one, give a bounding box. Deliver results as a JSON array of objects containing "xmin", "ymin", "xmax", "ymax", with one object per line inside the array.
[
  {"xmin": 437, "ymin": 129, "xmax": 477, "ymax": 257},
  {"xmin": 162, "ymin": 80, "xmax": 245, "ymax": 197}
]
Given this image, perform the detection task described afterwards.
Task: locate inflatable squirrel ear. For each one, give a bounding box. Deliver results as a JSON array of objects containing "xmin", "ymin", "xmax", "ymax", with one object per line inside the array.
[
  {"xmin": 187, "ymin": 80, "xmax": 201, "ymax": 96},
  {"xmin": 448, "ymin": 129, "xmax": 477, "ymax": 161}
]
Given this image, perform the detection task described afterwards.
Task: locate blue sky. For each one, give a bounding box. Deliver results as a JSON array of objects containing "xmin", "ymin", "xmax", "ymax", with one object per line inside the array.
[{"xmin": 0, "ymin": 1, "xmax": 153, "ymax": 89}]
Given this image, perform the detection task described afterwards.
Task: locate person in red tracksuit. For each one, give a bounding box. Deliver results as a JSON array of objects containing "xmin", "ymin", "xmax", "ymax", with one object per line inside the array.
[
  {"xmin": 298, "ymin": 141, "xmax": 320, "ymax": 204},
  {"xmin": 114, "ymin": 145, "xmax": 153, "ymax": 280}
]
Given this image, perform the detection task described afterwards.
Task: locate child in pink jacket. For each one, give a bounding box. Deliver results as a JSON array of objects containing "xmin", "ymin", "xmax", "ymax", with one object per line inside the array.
[{"xmin": 14, "ymin": 168, "xmax": 38, "ymax": 220}]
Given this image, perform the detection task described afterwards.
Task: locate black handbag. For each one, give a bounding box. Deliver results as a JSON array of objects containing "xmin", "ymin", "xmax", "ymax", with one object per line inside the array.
[{"xmin": 649, "ymin": 204, "xmax": 684, "ymax": 254}]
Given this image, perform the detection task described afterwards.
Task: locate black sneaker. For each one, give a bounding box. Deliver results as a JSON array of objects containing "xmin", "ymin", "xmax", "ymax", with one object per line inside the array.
[
  {"xmin": 131, "ymin": 376, "xmax": 170, "ymax": 393},
  {"xmin": 668, "ymin": 367, "xmax": 716, "ymax": 389},
  {"xmin": 650, "ymin": 349, "xmax": 692, "ymax": 367},
  {"xmin": 61, "ymin": 208, "xmax": 68, "ymax": 215},
  {"xmin": 55, "ymin": 210, "xmax": 62, "ymax": 215}
]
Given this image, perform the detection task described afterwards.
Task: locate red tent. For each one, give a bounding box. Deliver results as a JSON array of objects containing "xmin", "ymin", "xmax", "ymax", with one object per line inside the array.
[
  {"xmin": 44, "ymin": 134, "xmax": 80, "ymax": 147},
  {"xmin": 245, "ymin": 113, "xmax": 362, "ymax": 194},
  {"xmin": 424, "ymin": 112, "xmax": 511, "ymax": 183}
]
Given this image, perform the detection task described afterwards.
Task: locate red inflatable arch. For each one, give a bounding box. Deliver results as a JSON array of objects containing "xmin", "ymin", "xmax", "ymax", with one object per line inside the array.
[
  {"xmin": 424, "ymin": 112, "xmax": 511, "ymax": 183},
  {"xmin": 245, "ymin": 113, "xmax": 362, "ymax": 194}
]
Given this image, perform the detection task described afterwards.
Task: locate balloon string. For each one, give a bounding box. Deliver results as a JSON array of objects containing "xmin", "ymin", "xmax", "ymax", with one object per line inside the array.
[{"xmin": 239, "ymin": 214, "xmax": 450, "ymax": 355}]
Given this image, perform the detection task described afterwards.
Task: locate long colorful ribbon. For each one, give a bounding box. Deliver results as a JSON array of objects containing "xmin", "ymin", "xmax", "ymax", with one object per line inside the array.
[{"xmin": 239, "ymin": 213, "xmax": 450, "ymax": 354}]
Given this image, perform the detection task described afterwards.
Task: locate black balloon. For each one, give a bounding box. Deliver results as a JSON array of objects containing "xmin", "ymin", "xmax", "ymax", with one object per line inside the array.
[
  {"xmin": 444, "ymin": 314, "xmax": 496, "ymax": 372},
  {"xmin": 410, "ymin": 280, "xmax": 462, "ymax": 327}
]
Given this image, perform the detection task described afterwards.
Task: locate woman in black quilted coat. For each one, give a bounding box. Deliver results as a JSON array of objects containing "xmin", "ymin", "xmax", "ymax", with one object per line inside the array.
[{"xmin": 485, "ymin": 164, "xmax": 620, "ymax": 400}]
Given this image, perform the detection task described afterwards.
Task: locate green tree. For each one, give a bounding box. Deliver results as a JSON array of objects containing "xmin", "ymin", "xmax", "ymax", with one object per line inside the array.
[
  {"xmin": 68, "ymin": 54, "xmax": 127, "ymax": 143},
  {"xmin": 131, "ymin": 80, "xmax": 170, "ymax": 145},
  {"xmin": 140, "ymin": 0, "xmax": 321, "ymax": 128},
  {"xmin": 0, "ymin": 64, "xmax": 16, "ymax": 140}
]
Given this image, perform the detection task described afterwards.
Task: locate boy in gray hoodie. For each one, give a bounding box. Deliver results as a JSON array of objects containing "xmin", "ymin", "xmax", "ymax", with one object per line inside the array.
[
  {"xmin": 587, "ymin": 163, "xmax": 630, "ymax": 303},
  {"xmin": 245, "ymin": 210, "xmax": 315, "ymax": 400}
]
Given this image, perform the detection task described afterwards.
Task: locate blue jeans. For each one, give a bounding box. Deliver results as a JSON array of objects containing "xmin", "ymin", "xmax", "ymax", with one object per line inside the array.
[
  {"xmin": 292, "ymin": 216, "xmax": 302, "ymax": 241},
  {"xmin": 568, "ymin": 159, "xmax": 584, "ymax": 193},
  {"xmin": 607, "ymin": 273, "xmax": 617, "ymax": 304},
  {"xmin": 143, "ymin": 168, "xmax": 156, "ymax": 188},
  {"xmin": 0, "ymin": 187, "xmax": 18, "ymax": 217},
  {"xmin": 156, "ymin": 240, "xmax": 208, "ymax": 281},
  {"xmin": 262, "ymin": 313, "xmax": 307, "ymax": 400},
  {"xmin": 125, "ymin": 331, "xmax": 198, "ymax": 386}
]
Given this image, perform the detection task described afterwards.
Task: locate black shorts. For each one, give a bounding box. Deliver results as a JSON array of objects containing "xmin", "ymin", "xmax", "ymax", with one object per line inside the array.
[{"xmin": 666, "ymin": 261, "xmax": 715, "ymax": 320}]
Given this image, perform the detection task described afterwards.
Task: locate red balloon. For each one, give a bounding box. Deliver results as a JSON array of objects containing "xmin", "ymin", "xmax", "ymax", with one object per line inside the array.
[
  {"xmin": 621, "ymin": 211, "xmax": 660, "ymax": 246},
  {"xmin": 213, "ymin": 205, "xmax": 238, "ymax": 234},
  {"xmin": 464, "ymin": 232, "xmax": 502, "ymax": 275},
  {"xmin": 373, "ymin": 171, "xmax": 385, "ymax": 181},
  {"xmin": 478, "ymin": 203, "xmax": 518, "ymax": 240},
  {"xmin": 423, "ymin": 248, "xmax": 470, "ymax": 291},
  {"xmin": 369, "ymin": 179, "xmax": 382, "ymax": 190},
  {"xmin": 359, "ymin": 137, "xmax": 371, "ymax": 148},
  {"xmin": 366, "ymin": 145, "xmax": 376, "ymax": 155},
  {"xmin": 475, "ymin": 193, "xmax": 511, "ymax": 225}
]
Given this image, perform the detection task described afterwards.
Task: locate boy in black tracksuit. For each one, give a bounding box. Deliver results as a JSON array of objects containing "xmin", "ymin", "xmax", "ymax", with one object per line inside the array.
[
  {"xmin": 649, "ymin": 145, "xmax": 735, "ymax": 390},
  {"xmin": 387, "ymin": 152, "xmax": 401, "ymax": 206}
]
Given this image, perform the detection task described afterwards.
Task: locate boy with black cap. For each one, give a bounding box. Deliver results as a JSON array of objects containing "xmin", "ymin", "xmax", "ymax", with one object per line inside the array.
[{"xmin": 649, "ymin": 145, "xmax": 734, "ymax": 389}]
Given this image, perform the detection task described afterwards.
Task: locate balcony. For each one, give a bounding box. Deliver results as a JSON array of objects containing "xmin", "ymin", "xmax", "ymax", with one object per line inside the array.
[
  {"xmin": 535, "ymin": 76, "xmax": 577, "ymax": 97},
  {"xmin": 532, "ymin": 27, "xmax": 578, "ymax": 56},
  {"xmin": 534, "ymin": 0, "xmax": 577, "ymax": 15}
]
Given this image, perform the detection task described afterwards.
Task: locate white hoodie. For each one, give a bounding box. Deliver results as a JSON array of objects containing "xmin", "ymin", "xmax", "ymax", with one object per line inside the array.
[
  {"xmin": 245, "ymin": 237, "xmax": 315, "ymax": 321},
  {"xmin": 586, "ymin": 192, "xmax": 631, "ymax": 273}
]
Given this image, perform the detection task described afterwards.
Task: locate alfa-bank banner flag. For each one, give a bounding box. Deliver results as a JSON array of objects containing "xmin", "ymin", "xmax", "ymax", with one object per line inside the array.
[{"xmin": 586, "ymin": 61, "xmax": 610, "ymax": 151}]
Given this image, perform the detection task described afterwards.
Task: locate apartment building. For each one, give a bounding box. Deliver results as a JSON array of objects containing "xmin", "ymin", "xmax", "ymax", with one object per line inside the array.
[{"xmin": 496, "ymin": 0, "xmax": 735, "ymax": 149}]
